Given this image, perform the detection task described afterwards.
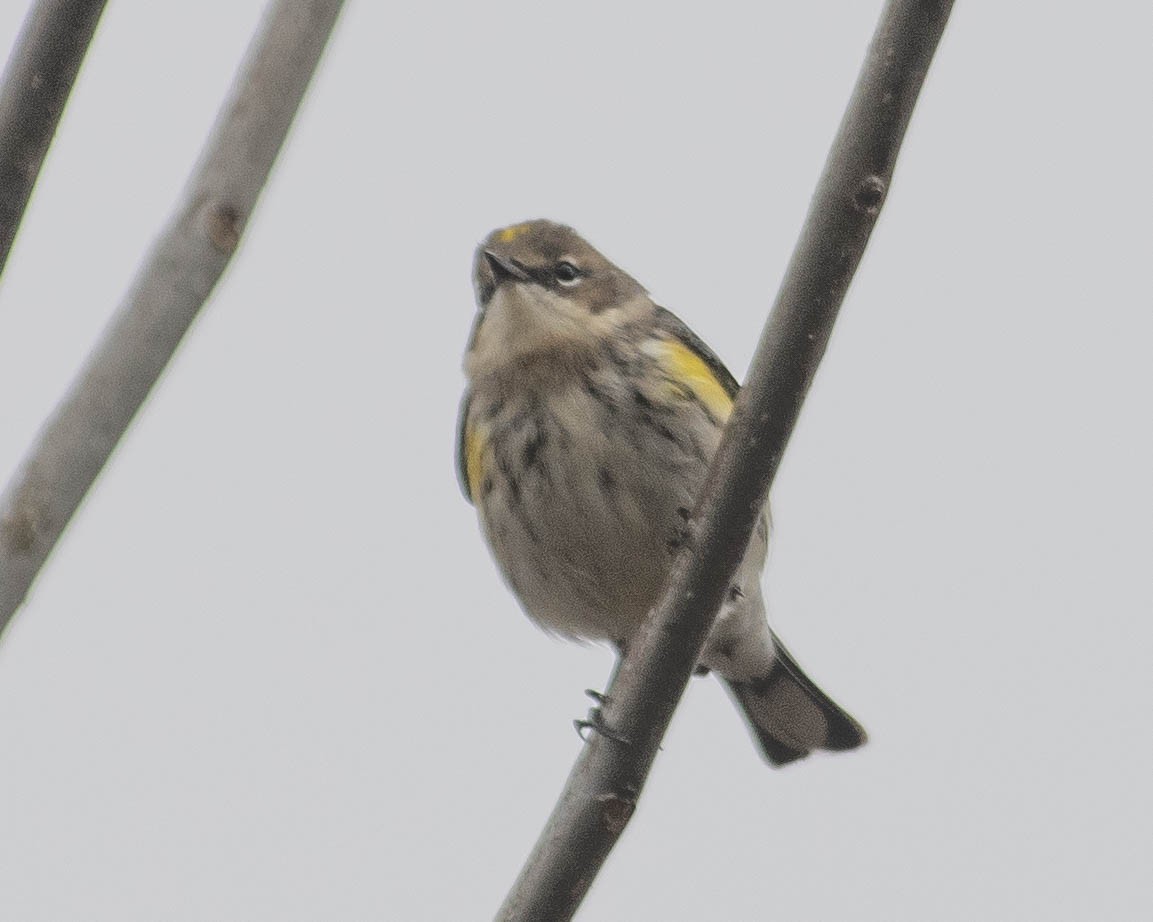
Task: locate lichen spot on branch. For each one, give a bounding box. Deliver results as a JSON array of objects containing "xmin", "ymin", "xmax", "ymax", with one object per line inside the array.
[
  {"xmin": 204, "ymin": 201, "xmax": 242, "ymax": 253},
  {"xmin": 596, "ymin": 792, "xmax": 636, "ymax": 835},
  {"xmin": 853, "ymin": 175, "xmax": 887, "ymax": 215},
  {"xmin": 1, "ymin": 509, "xmax": 39, "ymax": 555}
]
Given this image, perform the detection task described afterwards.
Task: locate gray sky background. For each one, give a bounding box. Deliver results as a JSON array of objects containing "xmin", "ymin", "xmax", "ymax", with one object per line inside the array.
[{"xmin": 1, "ymin": 2, "xmax": 1150, "ymax": 920}]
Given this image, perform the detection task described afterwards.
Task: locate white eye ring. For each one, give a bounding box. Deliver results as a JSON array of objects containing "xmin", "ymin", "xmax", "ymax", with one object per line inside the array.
[{"xmin": 554, "ymin": 261, "xmax": 582, "ymax": 286}]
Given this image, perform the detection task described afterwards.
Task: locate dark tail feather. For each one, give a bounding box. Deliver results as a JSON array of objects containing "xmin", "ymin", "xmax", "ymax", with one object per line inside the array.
[{"xmin": 722, "ymin": 634, "xmax": 866, "ymax": 767}]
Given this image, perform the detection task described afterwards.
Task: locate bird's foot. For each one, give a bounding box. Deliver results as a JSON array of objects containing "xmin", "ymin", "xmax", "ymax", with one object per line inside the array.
[{"xmin": 574, "ymin": 693, "xmax": 631, "ymax": 745}]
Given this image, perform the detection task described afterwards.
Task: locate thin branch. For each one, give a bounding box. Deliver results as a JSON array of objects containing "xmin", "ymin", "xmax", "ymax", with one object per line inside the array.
[
  {"xmin": 0, "ymin": 0, "xmax": 344, "ymax": 636},
  {"xmin": 0, "ymin": 0, "xmax": 107, "ymax": 281},
  {"xmin": 496, "ymin": 2, "xmax": 954, "ymax": 919}
]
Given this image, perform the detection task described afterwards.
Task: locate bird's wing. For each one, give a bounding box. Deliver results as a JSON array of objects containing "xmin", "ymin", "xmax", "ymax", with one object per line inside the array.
[
  {"xmin": 653, "ymin": 306, "xmax": 740, "ymax": 399},
  {"xmin": 653, "ymin": 305, "xmax": 740, "ymax": 410},
  {"xmin": 456, "ymin": 390, "xmax": 477, "ymax": 503}
]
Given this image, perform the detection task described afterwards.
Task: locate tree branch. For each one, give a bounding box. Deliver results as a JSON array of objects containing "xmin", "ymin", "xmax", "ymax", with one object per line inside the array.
[
  {"xmin": 496, "ymin": 2, "xmax": 954, "ymax": 919},
  {"xmin": 0, "ymin": 0, "xmax": 344, "ymax": 636},
  {"xmin": 0, "ymin": 0, "xmax": 107, "ymax": 280}
]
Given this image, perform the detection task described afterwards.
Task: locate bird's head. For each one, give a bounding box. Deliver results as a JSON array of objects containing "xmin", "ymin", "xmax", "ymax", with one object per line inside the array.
[{"xmin": 465, "ymin": 220, "xmax": 652, "ymax": 381}]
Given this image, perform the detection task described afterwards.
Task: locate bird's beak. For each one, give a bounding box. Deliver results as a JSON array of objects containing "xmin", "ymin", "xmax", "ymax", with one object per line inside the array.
[{"xmin": 484, "ymin": 249, "xmax": 532, "ymax": 284}]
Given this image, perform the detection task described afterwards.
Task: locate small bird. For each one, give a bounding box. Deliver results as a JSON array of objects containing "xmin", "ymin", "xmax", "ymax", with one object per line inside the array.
[{"xmin": 458, "ymin": 220, "xmax": 865, "ymax": 766}]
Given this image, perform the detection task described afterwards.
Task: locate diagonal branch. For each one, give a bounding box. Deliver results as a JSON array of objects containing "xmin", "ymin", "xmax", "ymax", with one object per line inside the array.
[
  {"xmin": 0, "ymin": 0, "xmax": 344, "ymax": 637},
  {"xmin": 0, "ymin": 0, "xmax": 107, "ymax": 281},
  {"xmin": 496, "ymin": 2, "xmax": 954, "ymax": 919}
]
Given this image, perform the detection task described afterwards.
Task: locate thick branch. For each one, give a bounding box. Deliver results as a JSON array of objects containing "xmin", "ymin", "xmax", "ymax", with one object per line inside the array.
[
  {"xmin": 0, "ymin": 0, "xmax": 107, "ymax": 280},
  {"xmin": 0, "ymin": 0, "xmax": 344, "ymax": 635},
  {"xmin": 497, "ymin": 2, "xmax": 954, "ymax": 919}
]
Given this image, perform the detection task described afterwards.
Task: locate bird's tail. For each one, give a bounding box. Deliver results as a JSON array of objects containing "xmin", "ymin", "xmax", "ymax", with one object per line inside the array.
[{"xmin": 721, "ymin": 633, "xmax": 866, "ymax": 767}]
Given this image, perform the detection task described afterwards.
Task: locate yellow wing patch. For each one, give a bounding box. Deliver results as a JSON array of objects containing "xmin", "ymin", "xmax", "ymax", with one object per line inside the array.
[
  {"xmin": 497, "ymin": 223, "xmax": 531, "ymax": 243},
  {"xmin": 655, "ymin": 337, "xmax": 734, "ymax": 422},
  {"xmin": 464, "ymin": 421, "xmax": 489, "ymax": 499}
]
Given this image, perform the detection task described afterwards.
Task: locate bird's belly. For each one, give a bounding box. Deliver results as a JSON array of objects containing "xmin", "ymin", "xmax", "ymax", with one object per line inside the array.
[
  {"xmin": 482, "ymin": 447, "xmax": 682, "ymax": 642},
  {"xmin": 477, "ymin": 388, "xmax": 717, "ymax": 644}
]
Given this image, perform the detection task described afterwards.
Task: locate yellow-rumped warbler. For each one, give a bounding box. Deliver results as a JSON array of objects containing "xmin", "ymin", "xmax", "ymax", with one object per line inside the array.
[{"xmin": 458, "ymin": 219, "xmax": 865, "ymax": 766}]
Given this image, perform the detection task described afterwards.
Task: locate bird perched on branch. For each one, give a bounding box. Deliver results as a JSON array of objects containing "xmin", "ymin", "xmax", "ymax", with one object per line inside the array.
[{"xmin": 458, "ymin": 219, "xmax": 865, "ymax": 766}]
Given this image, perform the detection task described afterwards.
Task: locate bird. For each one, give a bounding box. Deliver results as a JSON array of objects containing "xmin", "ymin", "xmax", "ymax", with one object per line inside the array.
[{"xmin": 457, "ymin": 219, "xmax": 865, "ymax": 766}]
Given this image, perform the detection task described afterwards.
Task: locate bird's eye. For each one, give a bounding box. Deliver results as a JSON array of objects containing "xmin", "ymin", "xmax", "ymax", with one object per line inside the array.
[{"xmin": 554, "ymin": 261, "xmax": 582, "ymax": 286}]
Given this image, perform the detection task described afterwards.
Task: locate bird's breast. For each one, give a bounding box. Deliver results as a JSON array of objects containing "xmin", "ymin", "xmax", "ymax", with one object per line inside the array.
[{"xmin": 468, "ymin": 361, "xmax": 723, "ymax": 642}]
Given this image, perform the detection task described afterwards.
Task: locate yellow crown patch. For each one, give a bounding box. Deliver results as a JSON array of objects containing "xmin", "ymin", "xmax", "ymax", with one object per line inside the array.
[{"xmin": 497, "ymin": 223, "xmax": 531, "ymax": 243}]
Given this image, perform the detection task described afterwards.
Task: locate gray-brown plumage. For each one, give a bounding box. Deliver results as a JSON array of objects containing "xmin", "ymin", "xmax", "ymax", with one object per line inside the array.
[{"xmin": 459, "ymin": 219, "xmax": 865, "ymax": 765}]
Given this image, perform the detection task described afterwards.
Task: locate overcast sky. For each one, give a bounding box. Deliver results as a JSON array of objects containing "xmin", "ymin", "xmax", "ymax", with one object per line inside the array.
[{"xmin": 0, "ymin": 2, "xmax": 1150, "ymax": 920}]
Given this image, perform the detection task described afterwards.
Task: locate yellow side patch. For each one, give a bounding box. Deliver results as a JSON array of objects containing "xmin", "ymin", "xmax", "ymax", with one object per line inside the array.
[
  {"xmin": 464, "ymin": 422, "xmax": 488, "ymax": 499},
  {"xmin": 657, "ymin": 338, "xmax": 734, "ymax": 422},
  {"xmin": 497, "ymin": 223, "xmax": 531, "ymax": 243}
]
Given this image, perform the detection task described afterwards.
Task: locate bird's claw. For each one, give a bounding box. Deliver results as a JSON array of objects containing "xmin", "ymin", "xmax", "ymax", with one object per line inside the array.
[{"xmin": 574, "ymin": 700, "xmax": 631, "ymax": 745}]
